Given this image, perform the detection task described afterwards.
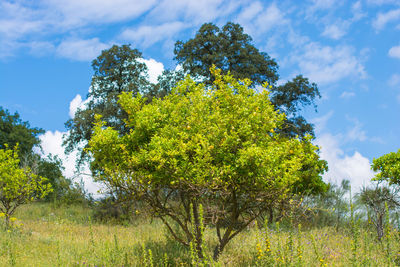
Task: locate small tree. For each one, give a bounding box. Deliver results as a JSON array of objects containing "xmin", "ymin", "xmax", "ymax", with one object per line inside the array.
[
  {"xmin": 0, "ymin": 146, "xmax": 52, "ymax": 227},
  {"xmin": 88, "ymin": 68, "xmax": 326, "ymax": 260},
  {"xmin": 357, "ymin": 185, "xmax": 399, "ymax": 240}
]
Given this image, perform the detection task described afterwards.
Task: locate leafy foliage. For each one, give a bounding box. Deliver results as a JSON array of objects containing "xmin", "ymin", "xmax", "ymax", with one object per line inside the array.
[
  {"xmin": 270, "ymin": 75, "xmax": 321, "ymax": 138},
  {"xmin": 0, "ymin": 107, "xmax": 44, "ymax": 157},
  {"xmin": 372, "ymin": 149, "xmax": 400, "ymax": 185},
  {"xmin": 357, "ymin": 184, "xmax": 400, "ymax": 240},
  {"xmin": 88, "ymin": 68, "xmax": 327, "ymax": 259},
  {"xmin": 64, "ymin": 44, "xmax": 152, "ymax": 164},
  {"xmin": 0, "ymin": 106, "xmax": 75, "ymax": 203},
  {"xmin": 0, "ymin": 146, "xmax": 52, "ymax": 226},
  {"xmin": 174, "ymin": 22, "xmax": 278, "ymax": 86},
  {"xmin": 31, "ymin": 154, "xmax": 88, "ymax": 204},
  {"xmin": 302, "ymin": 180, "xmax": 350, "ymax": 229},
  {"xmin": 174, "ymin": 22, "xmax": 321, "ymax": 138}
]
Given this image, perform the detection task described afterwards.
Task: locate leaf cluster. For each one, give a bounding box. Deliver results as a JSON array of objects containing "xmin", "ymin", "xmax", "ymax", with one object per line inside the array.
[
  {"xmin": 0, "ymin": 107, "xmax": 44, "ymax": 157},
  {"xmin": 0, "ymin": 146, "xmax": 52, "ymax": 221},
  {"xmin": 372, "ymin": 149, "xmax": 400, "ymax": 185},
  {"xmin": 174, "ymin": 22, "xmax": 278, "ymax": 86},
  {"xmin": 64, "ymin": 45, "xmax": 151, "ymax": 164},
  {"xmin": 89, "ymin": 68, "xmax": 324, "ymax": 195}
]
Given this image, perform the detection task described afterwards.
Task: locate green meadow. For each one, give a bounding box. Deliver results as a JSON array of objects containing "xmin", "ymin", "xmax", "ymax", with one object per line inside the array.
[{"xmin": 1, "ymin": 202, "xmax": 399, "ymax": 266}]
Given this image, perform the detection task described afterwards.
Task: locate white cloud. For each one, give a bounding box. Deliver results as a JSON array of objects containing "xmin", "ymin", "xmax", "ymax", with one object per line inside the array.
[
  {"xmin": 389, "ymin": 45, "xmax": 400, "ymax": 59},
  {"xmin": 237, "ymin": 2, "xmax": 263, "ymax": 22},
  {"xmin": 312, "ymin": 113, "xmax": 375, "ymax": 191},
  {"xmin": 345, "ymin": 116, "xmax": 367, "ymax": 142},
  {"xmin": 340, "ymin": 91, "xmax": 356, "ymax": 99},
  {"xmin": 28, "ymin": 41, "xmax": 55, "ymax": 56},
  {"xmin": 254, "ymin": 3, "xmax": 288, "ymax": 33},
  {"xmin": 322, "ymin": 24, "xmax": 346, "ymax": 39},
  {"xmin": 367, "ymin": 0, "xmax": 400, "ymax": 5},
  {"xmin": 0, "ymin": 1, "xmax": 51, "ymax": 58},
  {"xmin": 69, "ymin": 94, "xmax": 83, "ymax": 118},
  {"xmin": 237, "ymin": 2, "xmax": 288, "ymax": 36},
  {"xmin": 0, "ymin": 1, "xmax": 48, "ymax": 39},
  {"xmin": 140, "ymin": 58, "xmax": 165, "ymax": 84},
  {"xmin": 316, "ymin": 133, "xmax": 374, "ymax": 191},
  {"xmin": 146, "ymin": 0, "xmax": 233, "ymax": 25},
  {"xmin": 373, "ymin": 8, "xmax": 400, "ymax": 31},
  {"xmin": 309, "ymin": 0, "xmax": 336, "ymax": 10},
  {"xmin": 388, "ymin": 73, "xmax": 400, "ymax": 87},
  {"xmin": 44, "ymin": 0, "xmax": 157, "ymax": 28},
  {"xmin": 289, "ymin": 43, "xmax": 366, "ymax": 85},
  {"xmin": 39, "ymin": 130, "xmax": 102, "ymax": 196},
  {"xmin": 311, "ymin": 111, "xmax": 334, "ymax": 134},
  {"xmin": 351, "ymin": 1, "xmax": 367, "ymax": 21},
  {"xmin": 56, "ymin": 38, "xmax": 110, "ymax": 61},
  {"xmin": 320, "ymin": 2, "xmax": 365, "ymax": 41},
  {"xmin": 0, "ymin": 0, "xmax": 157, "ymax": 57},
  {"xmin": 120, "ymin": 22, "xmax": 188, "ymax": 48}
]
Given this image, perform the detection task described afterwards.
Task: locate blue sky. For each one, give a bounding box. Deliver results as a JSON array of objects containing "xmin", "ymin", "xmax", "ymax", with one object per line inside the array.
[{"xmin": 1, "ymin": 0, "xmax": 399, "ymax": 193}]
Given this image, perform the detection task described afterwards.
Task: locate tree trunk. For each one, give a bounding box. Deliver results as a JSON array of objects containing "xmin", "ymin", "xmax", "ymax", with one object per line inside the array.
[
  {"xmin": 268, "ymin": 206, "xmax": 274, "ymax": 223},
  {"xmin": 192, "ymin": 203, "xmax": 204, "ymax": 259},
  {"xmin": 213, "ymin": 239, "xmax": 228, "ymax": 261}
]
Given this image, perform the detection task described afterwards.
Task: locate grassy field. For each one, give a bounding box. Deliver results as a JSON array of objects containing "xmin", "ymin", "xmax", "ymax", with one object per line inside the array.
[{"xmin": 0, "ymin": 202, "xmax": 398, "ymax": 266}]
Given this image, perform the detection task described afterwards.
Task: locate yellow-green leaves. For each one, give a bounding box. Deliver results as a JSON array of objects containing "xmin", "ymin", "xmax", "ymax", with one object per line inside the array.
[
  {"xmin": 372, "ymin": 149, "xmax": 400, "ymax": 185},
  {"xmin": 88, "ymin": 68, "xmax": 324, "ymax": 197},
  {"xmin": 0, "ymin": 146, "xmax": 52, "ymax": 224}
]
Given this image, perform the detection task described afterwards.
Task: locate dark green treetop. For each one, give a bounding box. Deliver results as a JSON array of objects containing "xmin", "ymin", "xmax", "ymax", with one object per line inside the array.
[
  {"xmin": 0, "ymin": 107, "xmax": 44, "ymax": 157},
  {"xmin": 0, "ymin": 106, "xmax": 74, "ymax": 202},
  {"xmin": 174, "ymin": 22, "xmax": 278, "ymax": 86},
  {"xmin": 174, "ymin": 22, "xmax": 321, "ymax": 139},
  {"xmin": 64, "ymin": 44, "xmax": 152, "ymax": 164}
]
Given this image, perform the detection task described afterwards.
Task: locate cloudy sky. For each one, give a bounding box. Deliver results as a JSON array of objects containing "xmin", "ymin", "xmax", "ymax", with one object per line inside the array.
[{"xmin": 1, "ymin": 0, "xmax": 399, "ymax": 193}]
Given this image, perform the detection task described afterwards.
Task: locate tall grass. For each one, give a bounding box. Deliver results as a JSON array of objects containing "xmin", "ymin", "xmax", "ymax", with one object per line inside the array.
[{"xmin": 0, "ymin": 202, "xmax": 398, "ymax": 266}]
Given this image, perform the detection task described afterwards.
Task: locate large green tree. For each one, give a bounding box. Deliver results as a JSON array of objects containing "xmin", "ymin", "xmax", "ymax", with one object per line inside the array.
[
  {"xmin": 88, "ymin": 69, "xmax": 327, "ymax": 260},
  {"xmin": 0, "ymin": 107, "xmax": 44, "ymax": 158},
  {"xmin": 64, "ymin": 45, "xmax": 152, "ymax": 165},
  {"xmin": 65, "ymin": 23, "xmax": 321, "ymax": 167},
  {"xmin": 174, "ymin": 22, "xmax": 278, "ymax": 86},
  {"xmin": 174, "ymin": 22, "xmax": 321, "ymax": 138}
]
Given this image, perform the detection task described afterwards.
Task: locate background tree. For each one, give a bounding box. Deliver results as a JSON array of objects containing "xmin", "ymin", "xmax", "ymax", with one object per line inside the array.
[
  {"xmin": 174, "ymin": 22, "xmax": 321, "ymax": 138},
  {"xmin": 0, "ymin": 146, "xmax": 52, "ymax": 227},
  {"xmin": 0, "ymin": 107, "xmax": 44, "ymax": 158},
  {"xmin": 302, "ymin": 179, "xmax": 350, "ymax": 229},
  {"xmin": 0, "ymin": 106, "xmax": 81, "ymax": 203},
  {"xmin": 174, "ymin": 22, "xmax": 278, "ymax": 86},
  {"xmin": 88, "ymin": 69, "xmax": 327, "ymax": 260},
  {"xmin": 30, "ymin": 154, "xmax": 88, "ymax": 204},
  {"xmin": 147, "ymin": 69, "xmax": 185, "ymax": 100},
  {"xmin": 372, "ymin": 149, "xmax": 400, "ymax": 185},
  {"xmin": 64, "ymin": 45, "xmax": 152, "ymax": 165},
  {"xmin": 357, "ymin": 185, "xmax": 400, "ymax": 240}
]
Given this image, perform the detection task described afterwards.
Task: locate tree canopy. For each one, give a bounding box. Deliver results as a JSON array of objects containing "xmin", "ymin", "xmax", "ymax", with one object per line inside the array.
[
  {"xmin": 0, "ymin": 106, "xmax": 76, "ymax": 202},
  {"xmin": 174, "ymin": 22, "xmax": 321, "ymax": 138},
  {"xmin": 174, "ymin": 22, "xmax": 278, "ymax": 86},
  {"xmin": 65, "ymin": 23, "xmax": 322, "ymax": 169},
  {"xmin": 0, "ymin": 146, "xmax": 52, "ymax": 226},
  {"xmin": 88, "ymin": 68, "xmax": 327, "ymax": 259},
  {"xmin": 372, "ymin": 149, "xmax": 400, "ymax": 185},
  {"xmin": 64, "ymin": 44, "xmax": 152, "ymax": 164},
  {"xmin": 0, "ymin": 107, "xmax": 44, "ymax": 158}
]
